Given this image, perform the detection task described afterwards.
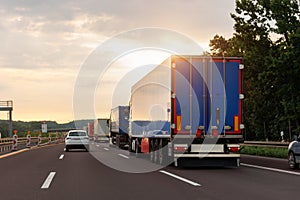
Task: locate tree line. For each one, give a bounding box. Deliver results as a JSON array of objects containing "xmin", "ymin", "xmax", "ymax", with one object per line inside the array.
[
  {"xmin": 0, "ymin": 119, "xmax": 95, "ymax": 137},
  {"xmin": 209, "ymin": 0, "xmax": 300, "ymax": 141}
]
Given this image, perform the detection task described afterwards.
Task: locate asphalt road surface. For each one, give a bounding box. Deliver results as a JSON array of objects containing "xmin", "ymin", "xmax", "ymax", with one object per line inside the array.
[{"xmin": 0, "ymin": 142, "xmax": 299, "ymax": 200}]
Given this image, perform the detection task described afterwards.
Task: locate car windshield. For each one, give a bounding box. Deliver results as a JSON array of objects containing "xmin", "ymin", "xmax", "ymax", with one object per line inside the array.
[{"xmin": 69, "ymin": 132, "xmax": 87, "ymax": 137}]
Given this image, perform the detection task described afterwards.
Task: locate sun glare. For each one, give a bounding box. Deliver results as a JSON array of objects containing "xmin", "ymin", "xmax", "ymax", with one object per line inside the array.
[{"xmin": 94, "ymin": 50, "xmax": 170, "ymax": 118}]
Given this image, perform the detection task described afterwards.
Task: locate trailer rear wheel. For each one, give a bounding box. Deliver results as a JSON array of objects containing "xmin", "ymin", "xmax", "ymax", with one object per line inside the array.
[
  {"xmin": 158, "ymin": 140, "xmax": 164, "ymax": 165},
  {"xmin": 158, "ymin": 139, "xmax": 169, "ymax": 165},
  {"xmin": 135, "ymin": 139, "xmax": 140, "ymax": 157},
  {"xmin": 116, "ymin": 136, "xmax": 119, "ymax": 148},
  {"xmin": 128, "ymin": 138, "xmax": 132, "ymax": 152},
  {"xmin": 154, "ymin": 140, "xmax": 159, "ymax": 163},
  {"xmin": 150, "ymin": 140, "xmax": 155, "ymax": 162}
]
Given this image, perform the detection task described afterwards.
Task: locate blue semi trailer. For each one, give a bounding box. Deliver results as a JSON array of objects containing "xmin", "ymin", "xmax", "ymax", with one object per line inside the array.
[
  {"xmin": 127, "ymin": 55, "xmax": 244, "ymax": 167},
  {"xmin": 109, "ymin": 106, "xmax": 129, "ymax": 148}
]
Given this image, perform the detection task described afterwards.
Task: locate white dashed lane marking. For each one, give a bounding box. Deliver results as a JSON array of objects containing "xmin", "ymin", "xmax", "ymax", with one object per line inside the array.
[
  {"xmin": 159, "ymin": 170, "xmax": 201, "ymax": 187},
  {"xmin": 59, "ymin": 154, "xmax": 64, "ymax": 160},
  {"xmin": 241, "ymin": 163, "xmax": 300, "ymax": 176},
  {"xmin": 118, "ymin": 154, "xmax": 129, "ymax": 159},
  {"xmin": 41, "ymin": 172, "xmax": 56, "ymax": 189}
]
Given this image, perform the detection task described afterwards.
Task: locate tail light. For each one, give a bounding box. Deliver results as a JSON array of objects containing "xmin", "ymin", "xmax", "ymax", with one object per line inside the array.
[
  {"xmin": 196, "ymin": 126, "xmax": 204, "ymax": 138},
  {"xmin": 196, "ymin": 129, "xmax": 202, "ymax": 138},
  {"xmin": 228, "ymin": 145, "xmax": 240, "ymax": 152}
]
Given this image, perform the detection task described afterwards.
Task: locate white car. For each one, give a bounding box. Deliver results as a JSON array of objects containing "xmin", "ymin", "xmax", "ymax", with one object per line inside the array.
[
  {"xmin": 65, "ymin": 130, "xmax": 90, "ymax": 152},
  {"xmin": 288, "ymin": 137, "xmax": 300, "ymax": 169}
]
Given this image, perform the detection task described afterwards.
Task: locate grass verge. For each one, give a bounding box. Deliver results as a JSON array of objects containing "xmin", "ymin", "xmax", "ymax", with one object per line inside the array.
[{"xmin": 240, "ymin": 145, "xmax": 288, "ymax": 159}]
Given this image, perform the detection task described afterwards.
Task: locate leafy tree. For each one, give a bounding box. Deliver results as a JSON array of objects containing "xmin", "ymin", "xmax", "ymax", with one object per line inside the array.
[
  {"xmin": 209, "ymin": 0, "xmax": 300, "ymax": 141},
  {"xmin": 209, "ymin": 35, "xmax": 243, "ymax": 57},
  {"xmin": 234, "ymin": 0, "xmax": 300, "ymax": 140}
]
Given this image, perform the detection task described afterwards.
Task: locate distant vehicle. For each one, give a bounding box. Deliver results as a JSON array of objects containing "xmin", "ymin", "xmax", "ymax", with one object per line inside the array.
[
  {"xmin": 288, "ymin": 137, "xmax": 300, "ymax": 169},
  {"xmin": 94, "ymin": 118, "xmax": 110, "ymax": 143},
  {"xmin": 65, "ymin": 130, "xmax": 90, "ymax": 152},
  {"xmin": 87, "ymin": 122, "xmax": 94, "ymax": 137},
  {"xmin": 94, "ymin": 135, "xmax": 109, "ymax": 143},
  {"xmin": 109, "ymin": 106, "xmax": 129, "ymax": 148}
]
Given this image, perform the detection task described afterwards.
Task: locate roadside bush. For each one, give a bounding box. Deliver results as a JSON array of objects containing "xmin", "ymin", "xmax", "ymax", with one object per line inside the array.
[{"xmin": 240, "ymin": 146, "xmax": 288, "ymax": 159}]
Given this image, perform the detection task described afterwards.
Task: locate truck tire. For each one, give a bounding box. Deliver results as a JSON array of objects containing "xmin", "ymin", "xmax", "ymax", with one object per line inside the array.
[
  {"xmin": 135, "ymin": 139, "xmax": 140, "ymax": 158},
  {"xmin": 158, "ymin": 140, "xmax": 164, "ymax": 165},
  {"xmin": 116, "ymin": 136, "xmax": 120, "ymax": 148},
  {"xmin": 158, "ymin": 139, "xmax": 170, "ymax": 166},
  {"xmin": 154, "ymin": 139, "xmax": 159, "ymax": 163},
  {"xmin": 150, "ymin": 140, "xmax": 155, "ymax": 162},
  {"xmin": 288, "ymin": 151, "xmax": 299, "ymax": 169},
  {"xmin": 128, "ymin": 138, "xmax": 132, "ymax": 152}
]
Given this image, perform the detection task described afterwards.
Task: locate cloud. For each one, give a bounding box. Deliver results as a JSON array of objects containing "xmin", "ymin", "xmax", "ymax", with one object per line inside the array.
[
  {"xmin": 0, "ymin": 0, "xmax": 237, "ymax": 122},
  {"xmin": 0, "ymin": 0, "xmax": 236, "ymax": 71}
]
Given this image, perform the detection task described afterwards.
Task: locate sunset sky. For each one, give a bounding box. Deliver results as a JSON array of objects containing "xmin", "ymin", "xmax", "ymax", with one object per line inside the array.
[{"xmin": 0, "ymin": 0, "xmax": 236, "ymax": 123}]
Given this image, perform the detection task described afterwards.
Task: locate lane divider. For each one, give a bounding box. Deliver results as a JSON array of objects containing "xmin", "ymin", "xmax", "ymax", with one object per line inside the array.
[
  {"xmin": 159, "ymin": 170, "xmax": 201, "ymax": 187},
  {"xmin": 241, "ymin": 163, "xmax": 300, "ymax": 176},
  {"xmin": 41, "ymin": 172, "xmax": 56, "ymax": 189},
  {"xmin": 103, "ymin": 148, "xmax": 109, "ymax": 151}
]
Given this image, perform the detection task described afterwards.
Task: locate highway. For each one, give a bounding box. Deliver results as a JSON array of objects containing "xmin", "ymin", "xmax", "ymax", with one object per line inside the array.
[{"xmin": 0, "ymin": 143, "xmax": 299, "ymax": 200}]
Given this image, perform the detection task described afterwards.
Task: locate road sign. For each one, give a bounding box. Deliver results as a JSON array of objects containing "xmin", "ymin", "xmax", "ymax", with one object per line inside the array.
[{"xmin": 42, "ymin": 123, "xmax": 47, "ymax": 133}]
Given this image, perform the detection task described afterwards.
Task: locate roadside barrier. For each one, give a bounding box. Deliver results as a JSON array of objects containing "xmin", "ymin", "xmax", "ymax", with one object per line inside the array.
[
  {"xmin": 26, "ymin": 131, "xmax": 31, "ymax": 148},
  {"xmin": 0, "ymin": 134, "xmax": 64, "ymax": 155},
  {"xmin": 242, "ymin": 141, "xmax": 289, "ymax": 148},
  {"xmin": 12, "ymin": 133, "xmax": 18, "ymax": 151},
  {"xmin": 38, "ymin": 133, "xmax": 42, "ymax": 146},
  {"xmin": 55, "ymin": 132, "xmax": 59, "ymax": 144},
  {"xmin": 48, "ymin": 135, "xmax": 51, "ymax": 144}
]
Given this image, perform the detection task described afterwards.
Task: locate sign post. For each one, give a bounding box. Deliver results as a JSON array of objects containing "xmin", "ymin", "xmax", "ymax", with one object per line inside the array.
[
  {"xmin": 280, "ymin": 131, "xmax": 284, "ymax": 142},
  {"xmin": 41, "ymin": 122, "xmax": 47, "ymax": 134}
]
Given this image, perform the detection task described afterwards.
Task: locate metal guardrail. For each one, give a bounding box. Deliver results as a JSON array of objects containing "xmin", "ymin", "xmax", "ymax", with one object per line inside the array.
[
  {"xmin": 0, "ymin": 138, "xmax": 291, "ymax": 153},
  {"xmin": 0, "ymin": 137, "xmax": 64, "ymax": 153},
  {"xmin": 242, "ymin": 141, "xmax": 289, "ymax": 148}
]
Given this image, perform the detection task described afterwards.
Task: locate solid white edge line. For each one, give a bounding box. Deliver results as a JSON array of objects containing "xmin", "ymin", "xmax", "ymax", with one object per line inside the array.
[
  {"xmin": 118, "ymin": 154, "xmax": 129, "ymax": 159},
  {"xmin": 41, "ymin": 172, "xmax": 56, "ymax": 189},
  {"xmin": 241, "ymin": 163, "xmax": 300, "ymax": 176},
  {"xmin": 159, "ymin": 170, "xmax": 201, "ymax": 187},
  {"xmin": 59, "ymin": 154, "xmax": 64, "ymax": 160},
  {"xmin": 104, "ymin": 148, "xmax": 109, "ymax": 151}
]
